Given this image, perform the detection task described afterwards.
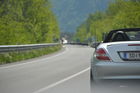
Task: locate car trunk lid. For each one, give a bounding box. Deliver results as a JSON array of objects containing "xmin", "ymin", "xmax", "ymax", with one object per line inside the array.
[{"xmin": 107, "ymin": 41, "xmax": 140, "ymax": 62}]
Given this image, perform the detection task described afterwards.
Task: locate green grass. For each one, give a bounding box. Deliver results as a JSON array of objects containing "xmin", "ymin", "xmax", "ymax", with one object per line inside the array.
[{"xmin": 0, "ymin": 45, "xmax": 61, "ymax": 65}]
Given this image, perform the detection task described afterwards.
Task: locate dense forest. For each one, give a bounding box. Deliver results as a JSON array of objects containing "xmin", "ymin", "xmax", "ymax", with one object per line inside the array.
[
  {"xmin": 74, "ymin": 0, "xmax": 140, "ymax": 43},
  {"xmin": 0, "ymin": 0, "xmax": 60, "ymax": 45}
]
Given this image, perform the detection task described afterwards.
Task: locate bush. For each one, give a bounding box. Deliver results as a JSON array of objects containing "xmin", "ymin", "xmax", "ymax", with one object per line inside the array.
[{"xmin": 0, "ymin": 45, "xmax": 61, "ymax": 65}]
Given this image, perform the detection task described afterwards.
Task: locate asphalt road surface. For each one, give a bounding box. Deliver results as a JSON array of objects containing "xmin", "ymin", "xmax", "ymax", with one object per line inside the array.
[
  {"xmin": 0, "ymin": 45, "xmax": 93, "ymax": 93},
  {"xmin": 91, "ymin": 79, "xmax": 140, "ymax": 93},
  {"xmin": 1, "ymin": 45, "xmax": 140, "ymax": 93}
]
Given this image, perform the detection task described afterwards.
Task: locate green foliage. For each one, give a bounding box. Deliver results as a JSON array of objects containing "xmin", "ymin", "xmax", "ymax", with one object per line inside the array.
[
  {"xmin": 0, "ymin": 45, "xmax": 61, "ymax": 64},
  {"xmin": 74, "ymin": 24, "xmax": 88, "ymax": 42},
  {"xmin": 0, "ymin": 0, "xmax": 60, "ymax": 45},
  {"xmin": 74, "ymin": 0, "xmax": 140, "ymax": 42}
]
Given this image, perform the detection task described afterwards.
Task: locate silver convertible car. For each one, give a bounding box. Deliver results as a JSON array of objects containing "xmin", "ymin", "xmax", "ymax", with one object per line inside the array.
[{"xmin": 91, "ymin": 28, "xmax": 140, "ymax": 82}]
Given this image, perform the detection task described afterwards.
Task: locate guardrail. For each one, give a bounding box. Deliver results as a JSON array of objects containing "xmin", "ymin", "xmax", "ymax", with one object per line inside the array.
[
  {"xmin": 68, "ymin": 43, "xmax": 88, "ymax": 46},
  {"xmin": 0, "ymin": 43, "xmax": 60, "ymax": 53}
]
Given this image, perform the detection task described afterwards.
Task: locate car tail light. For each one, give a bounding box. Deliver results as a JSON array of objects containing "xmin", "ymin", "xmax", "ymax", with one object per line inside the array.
[{"xmin": 96, "ymin": 48, "xmax": 110, "ymax": 61}]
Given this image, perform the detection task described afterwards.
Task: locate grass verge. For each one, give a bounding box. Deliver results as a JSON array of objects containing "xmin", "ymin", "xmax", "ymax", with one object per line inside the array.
[{"xmin": 0, "ymin": 45, "xmax": 62, "ymax": 65}]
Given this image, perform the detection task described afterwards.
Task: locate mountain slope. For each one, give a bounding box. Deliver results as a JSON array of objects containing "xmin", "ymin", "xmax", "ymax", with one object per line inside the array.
[{"xmin": 50, "ymin": 0, "xmax": 112, "ymax": 32}]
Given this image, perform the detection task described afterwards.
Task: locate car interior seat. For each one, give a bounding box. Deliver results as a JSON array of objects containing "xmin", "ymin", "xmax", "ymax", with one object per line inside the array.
[{"xmin": 112, "ymin": 32, "xmax": 129, "ymax": 42}]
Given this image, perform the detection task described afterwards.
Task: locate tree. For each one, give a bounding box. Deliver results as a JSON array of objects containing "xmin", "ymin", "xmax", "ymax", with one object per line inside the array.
[
  {"xmin": 74, "ymin": 0, "xmax": 140, "ymax": 42},
  {"xmin": 0, "ymin": 0, "xmax": 60, "ymax": 45}
]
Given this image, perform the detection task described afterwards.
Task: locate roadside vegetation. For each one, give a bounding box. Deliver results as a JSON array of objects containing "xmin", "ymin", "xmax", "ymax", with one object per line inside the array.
[
  {"xmin": 0, "ymin": 0, "xmax": 61, "ymax": 64},
  {"xmin": 74, "ymin": 0, "xmax": 140, "ymax": 42},
  {"xmin": 0, "ymin": 45, "xmax": 61, "ymax": 65},
  {"xmin": 0, "ymin": 0, "xmax": 60, "ymax": 45}
]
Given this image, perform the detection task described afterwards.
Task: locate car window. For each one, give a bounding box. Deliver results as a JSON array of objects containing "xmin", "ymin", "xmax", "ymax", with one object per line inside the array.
[
  {"xmin": 126, "ymin": 31, "xmax": 140, "ymax": 41},
  {"xmin": 104, "ymin": 30, "xmax": 140, "ymax": 42}
]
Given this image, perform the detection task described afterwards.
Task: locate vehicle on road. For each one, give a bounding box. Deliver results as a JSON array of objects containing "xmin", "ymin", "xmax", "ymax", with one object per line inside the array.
[{"xmin": 91, "ymin": 28, "xmax": 140, "ymax": 83}]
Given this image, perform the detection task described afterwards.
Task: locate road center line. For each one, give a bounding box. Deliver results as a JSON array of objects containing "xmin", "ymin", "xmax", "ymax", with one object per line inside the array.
[
  {"xmin": 33, "ymin": 67, "xmax": 90, "ymax": 93},
  {"xmin": 0, "ymin": 46, "xmax": 68, "ymax": 69}
]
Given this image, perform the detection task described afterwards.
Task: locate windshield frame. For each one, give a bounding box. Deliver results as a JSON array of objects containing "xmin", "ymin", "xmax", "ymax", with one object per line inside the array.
[{"xmin": 103, "ymin": 28, "xmax": 140, "ymax": 43}]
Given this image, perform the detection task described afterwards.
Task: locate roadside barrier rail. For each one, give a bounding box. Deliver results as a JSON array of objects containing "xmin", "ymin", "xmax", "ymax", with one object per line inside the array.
[{"xmin": 0, "ymin": 43, "xmax": 60, "ymax": 53}]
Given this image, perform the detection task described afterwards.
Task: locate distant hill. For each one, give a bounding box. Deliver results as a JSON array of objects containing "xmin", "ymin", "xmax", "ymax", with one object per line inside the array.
[{"xmin": 50, "ymin": 0, "xmax": 112, "ymax": 32}]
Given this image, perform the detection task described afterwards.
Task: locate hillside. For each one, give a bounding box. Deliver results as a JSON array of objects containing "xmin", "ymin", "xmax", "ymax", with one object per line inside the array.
[
  {"xmin": 74, "ymin": 0, "xmax": 140, "ymax": 42},
  {"xmin": 50, "ymin": 0, "xmax": 112, "ymax": 32}
]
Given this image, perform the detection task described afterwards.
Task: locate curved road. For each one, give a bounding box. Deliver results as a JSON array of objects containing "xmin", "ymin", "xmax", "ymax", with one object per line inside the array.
[{"xmin": 0, "ymin": 45, "xmax": 93, "ymax": 93}]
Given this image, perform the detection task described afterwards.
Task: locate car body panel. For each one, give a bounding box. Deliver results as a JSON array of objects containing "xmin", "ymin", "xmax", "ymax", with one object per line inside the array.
[
  {"xmin": 91, "ymin": 61, "xmax": 140, "ymax": 80},
  {"xmin": 97, "ymin": 41, "xmax": 140, "ymax": 62},
  {"xmin": 91, "ymin": 28, "xmax": 140, "ymax": 82}
]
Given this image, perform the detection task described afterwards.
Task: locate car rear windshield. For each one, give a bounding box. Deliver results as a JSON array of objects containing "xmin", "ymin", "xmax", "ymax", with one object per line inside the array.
[
  {"xmin": 108, "ymin": 30, "xmax": 140, "ymax": 42},
  {"xmin": 126, "ymin": 31, "xmax": 140, "ymax": 41}
]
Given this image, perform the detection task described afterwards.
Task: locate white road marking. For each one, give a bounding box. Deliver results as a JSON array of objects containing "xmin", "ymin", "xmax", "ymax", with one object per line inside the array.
[
  {"xmin": 33, "ymin": 67, "xmax": 90, "ymax": 93},
  {"xmin": 0, "ymin": 46, "xmax": 68, "ymax": 69}
]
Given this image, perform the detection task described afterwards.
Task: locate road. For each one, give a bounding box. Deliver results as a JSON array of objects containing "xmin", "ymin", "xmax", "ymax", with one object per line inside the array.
[
  {"xmin": 91, "ymin": 79, "xmax": 140, "ymax": 93},
  {"xmin": 0, "ymin": 45, "xmax": 93, "ymax": 93},
  {"xmin": 1, "ymin": 45, "xmax": 140, "ymax": 93}
]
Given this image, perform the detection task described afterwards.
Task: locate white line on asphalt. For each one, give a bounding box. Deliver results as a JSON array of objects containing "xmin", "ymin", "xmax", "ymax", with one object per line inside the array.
[
  {"xmin": 0, "ymin": 46, "xmax": 68, "ymax": 69},
  {"xmin": 33, "ymin": 67, "xmax": 90, "ymax": 93}
]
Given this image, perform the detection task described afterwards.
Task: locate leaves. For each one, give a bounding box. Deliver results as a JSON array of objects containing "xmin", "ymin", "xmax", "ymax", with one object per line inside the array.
[
  {"xmin": 74, "ymin": 0, "xmax": 140, "ymax": 42},
  {"xmin": 0, "ymin": 0, "xmax": 60, "ymax": 45}
]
